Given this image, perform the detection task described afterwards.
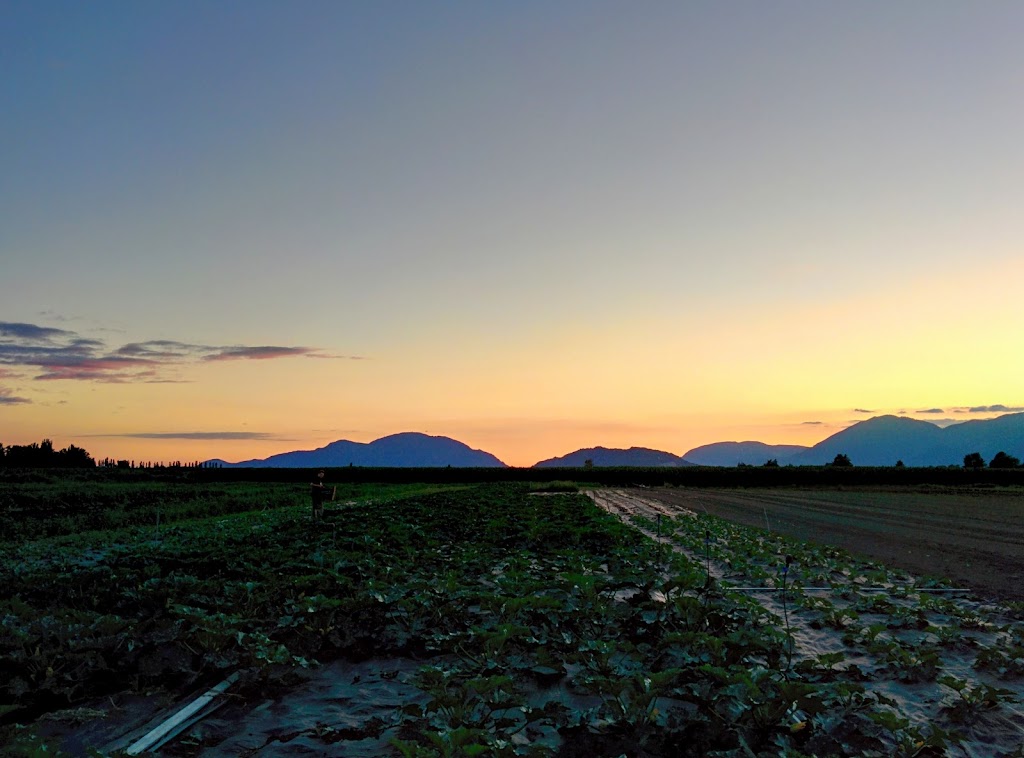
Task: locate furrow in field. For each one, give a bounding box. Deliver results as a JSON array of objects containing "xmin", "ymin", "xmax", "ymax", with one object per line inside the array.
[{"xmin": 701, "ymin": 489, "xmax": 1023, "ymax": 551}]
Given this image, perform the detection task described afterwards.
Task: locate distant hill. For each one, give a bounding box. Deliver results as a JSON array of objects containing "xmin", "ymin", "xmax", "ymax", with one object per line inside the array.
[
  {"xmin": 682, "ymin": 441, "xmax": 809, "ymax": 467},
  {"xmin": 533, "ymin": 446, "xmax": 692, "ymax": 468},
  {"xmin": 786, "ymin": 413, "xmax": 1024, "ymax": 466},
  {"xmin": 210, "ymin": 432, "xmax": 507, "ymax": 468},
  {"xmin": 942, "ymin": 413, "xmax": 1024, "ymax": 463}
]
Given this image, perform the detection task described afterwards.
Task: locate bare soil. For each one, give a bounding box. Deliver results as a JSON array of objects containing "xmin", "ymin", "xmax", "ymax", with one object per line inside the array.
[{"xmin": 643, "ymin": 487, "xmax": 1024, "ymax": 603}]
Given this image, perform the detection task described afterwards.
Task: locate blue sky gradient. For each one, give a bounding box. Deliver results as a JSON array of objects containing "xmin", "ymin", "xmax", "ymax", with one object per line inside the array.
[{"xmin": 3, "ymin": 2, "xmax": 1023, "ymax": 464}]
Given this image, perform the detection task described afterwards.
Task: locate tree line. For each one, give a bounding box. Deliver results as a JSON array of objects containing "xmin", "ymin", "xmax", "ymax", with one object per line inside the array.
[
  {"xmin": 97, "ymin": 458, "xmax": 207, "ymax": 470},
  {"xmin": 832, "ymin": 451, "xmax": 1022, "ymax": 469},
  {"xmin": 0, "ymin": 439, "xmax": 95, "ymax": 468},
  {"xmin": 963, "ymin": 451, "xmax": 1021, "ymax": 469},
  {"xmin": 742, "ymin": 452, "xmax": 1020, "ymax": 469},
  {"xmin": 0, "ymin": 439, "xmax": 219, "ymax": 470}
]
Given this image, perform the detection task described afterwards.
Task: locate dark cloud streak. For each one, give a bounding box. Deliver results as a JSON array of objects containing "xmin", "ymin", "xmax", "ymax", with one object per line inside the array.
[
  {"xmin": 0, "ymin": 321, "xmax": 75, "ymax": 343},
  {"xmin": 967, "ymin": 404, "xmax": 1024, "ymax": 413},
  {"xmin": 1, "ymin": 320, "xmax": 345, "ymax": 385},
  {"xmin": 203, "ymin": 346, "xmax": 315, "ymax": 361},
  {"xmin": 88, "ymin": 431, "xmax": 282, "ymax": 440},
  {"xmin": 0, "ymin": 389, "xmax": 31, "ymax": 405},
  {"xmin": 116, "ymin": 341, "xmax": 203, "ymax": 359}
]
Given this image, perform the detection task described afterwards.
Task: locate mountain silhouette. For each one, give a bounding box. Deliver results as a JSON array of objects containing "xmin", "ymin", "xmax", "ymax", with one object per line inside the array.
[
  {"xmin": 533, "ymin": 446, "xmax": 692, "ymax": 468},
  {"xmin": 785, "ymin": 413, "xmax": 1024, "ymax": 466},
  {"xmin": 203, "ymin": 413, "xmax": 1024, "ymax": 470},
  {"xmin": 210, "ymin": 432, "xmax": 507, "ymax": 468},
  {"xmin": 681, "ymin": 441, "xmax": 809, "ymax": 467}
]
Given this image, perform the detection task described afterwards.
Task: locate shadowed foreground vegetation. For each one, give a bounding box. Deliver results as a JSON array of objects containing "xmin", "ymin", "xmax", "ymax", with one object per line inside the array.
[{"xmin": 3, "ymin": 472, "xmax": 1023, "ymax": 755}]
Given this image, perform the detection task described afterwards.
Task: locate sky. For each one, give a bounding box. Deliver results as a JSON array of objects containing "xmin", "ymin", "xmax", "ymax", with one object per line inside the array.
[{"xmin": 2, "ymin": 2, "xmax": 1023, "ymax": 467}]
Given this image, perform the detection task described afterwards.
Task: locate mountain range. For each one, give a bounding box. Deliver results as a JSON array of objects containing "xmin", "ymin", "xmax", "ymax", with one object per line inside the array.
[
  {"xmin": 678, "ymin": 441, "xmax": 810, "ymax": 467},
  {"xmin": 784, "ymin": 413, "xmax": 1024, "ymax": 466},
  {"xmin": 207, "ymin": 432, "xmax": 507, "ymax": 468},
  {"xmin": 533, "ymin": 446, "xmax": 694, "ymax": 468},
  {"xmin": 206, "ymin": 413, "xmax": 1024, "ymax": 468}
]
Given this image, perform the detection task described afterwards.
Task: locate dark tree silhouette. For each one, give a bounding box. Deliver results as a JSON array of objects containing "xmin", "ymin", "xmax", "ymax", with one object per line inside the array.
[
  {"xmin": 831, "ymin": 453, "xmax": 852, "ymax": 467},
  {"xmin": 0, "ymin": 439, "xmax": 95, "ymax": 468},
  {"xmin": 963, "ymin": 452, "xmax": 985, "ymax": 469},
  {"xmin": 895, "ymin": 459, "xmax": 905, "ymax": 468},
  {"xmin": 989, "ymin": 451, "xmax": 1021, "ymax": 469}
]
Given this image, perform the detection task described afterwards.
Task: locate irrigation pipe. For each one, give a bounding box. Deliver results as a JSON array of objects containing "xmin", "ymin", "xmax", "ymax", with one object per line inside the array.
[{"xmin": 125, "ymin": 672, "xmax": 239, "ymax": 755}]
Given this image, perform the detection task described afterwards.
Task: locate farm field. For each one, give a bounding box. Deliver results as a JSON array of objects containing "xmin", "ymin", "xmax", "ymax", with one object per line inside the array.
[
  {"xmin": 2, "ymin": 475, "xmax": 1023, "ymax": 756},
  {"xmin": 640, "ymin": 487, "xmax": 1024, "ymax": 603},
  {"xmin": 590, "ymin": 488, "xmax": 1024, "ymax": 757}
]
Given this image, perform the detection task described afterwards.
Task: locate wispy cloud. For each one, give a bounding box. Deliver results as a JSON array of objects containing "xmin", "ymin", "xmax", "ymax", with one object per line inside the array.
[
  {"xmin": 966, "ymin": 404, "xmax": 1024, "ymax": 414},
  {"xmin": 0, "ymin": 321, "xmax": 77, "ymax": 342},
  {"xmin": 115, "ymin": 341, "xmax": 204, "ymax": 359},
  {"xmin": 0, "ymin": 320, "xmax": 351, "ymax": 384},
  {"xmin": 203, "ymin": 346, "xmax": 316, "ymax": 361},
  {"xmin": 85, "ymin": 431, "xmax": 285, "ymax": 440},
  {"xmin": 801, "ymin": 421, "xmax": 823, "ymax": 425},
  {"xmin": 916, "ymin": 408, "xmax": 944, "ymax": 414},
  {"xmin": 35, "ymin": 310, "xmax": 77, "ymax": 323},
  {"xmin": 305, "ymin": 352, "xmax": 367, "ymax": 360},
  {"xmin": 0, "ymin": 388, "xmax": 31, "ymax": 405},
  {"xmin": 853, "ymin": 408, "xmax": 874, "ymax": 413}
]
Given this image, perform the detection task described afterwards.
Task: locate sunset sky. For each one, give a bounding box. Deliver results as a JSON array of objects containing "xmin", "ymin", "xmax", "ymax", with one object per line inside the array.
[{"xmin": 3, "ymin": 2, "xmax": 1023, "ymax": 467}]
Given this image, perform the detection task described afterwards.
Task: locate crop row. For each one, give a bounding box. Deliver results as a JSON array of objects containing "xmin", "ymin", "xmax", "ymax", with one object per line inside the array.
[
  {"xmin": 599, "ymin": 490, "xmax": 1024, "ymax": 756},
  {"xmin": 0, "ymin": 483, "xmax": 848, "ymax": 755}
]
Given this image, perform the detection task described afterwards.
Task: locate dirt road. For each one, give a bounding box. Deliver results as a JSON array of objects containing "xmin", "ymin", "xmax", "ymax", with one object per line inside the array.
[{"xmin": 633, "ymin": 487, "xmax": 1024, "ymax": 603}]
